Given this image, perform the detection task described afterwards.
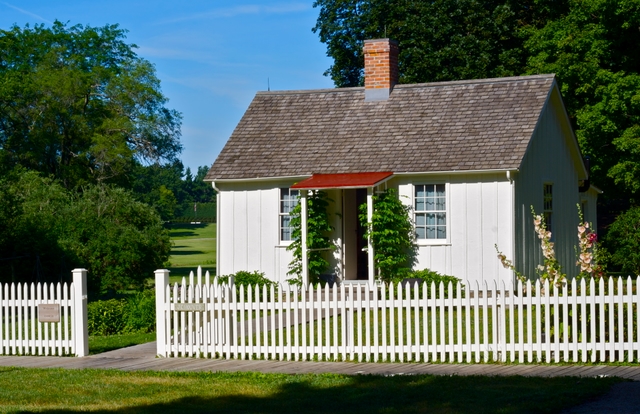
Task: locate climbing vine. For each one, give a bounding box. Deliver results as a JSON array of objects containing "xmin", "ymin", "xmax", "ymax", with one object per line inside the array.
[
  {"xmin": 287, "ymin": 190, "xmax": 334, "ymax": 285},
  {"xmin": 359, "ymin": 189, "xmax": 417, "ymax": 282}
]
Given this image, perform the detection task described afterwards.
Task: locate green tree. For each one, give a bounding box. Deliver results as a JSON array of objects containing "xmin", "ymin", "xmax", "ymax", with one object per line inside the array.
[
  {"xmin": 359, "ymin": 189, "xmax": 416, "ymax": 282},
  {"xmin": 604, "ymin": 206, "xmax": 640, "ymax": 275},
  {"xmin": 524, "ymin": 0, "xmax": 640, "ymax": 200},
  {"xmin": 312, "ymin": 0, "xmax": 567, "ymax": 86},
  {"xmin": 0, "ymin": 21, "xmax": 182, "ymax": 187},
  {"xmin": 0, "ymin": 169, "xmax": 170, "ymax": 297}
]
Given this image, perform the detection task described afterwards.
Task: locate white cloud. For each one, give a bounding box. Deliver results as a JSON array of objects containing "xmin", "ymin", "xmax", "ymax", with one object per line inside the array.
[
  {"xmin": 157, "ymin": 2, "xmax": 310, "ymax": 24},
  {"xmin": 1, "ymin": 2, "xmax": 53, "ymax": 24}
]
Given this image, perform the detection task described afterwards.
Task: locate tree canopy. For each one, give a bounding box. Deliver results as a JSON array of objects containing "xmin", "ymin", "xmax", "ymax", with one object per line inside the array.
[
  {"xmin": 313, "ymin": 0, "xmax": 640, "ymax": 206},
  {"xmin": 312, "ymin": 0, "xmax": 567, "ymax": 87},
  {"xmin": 0, "ymin": 21, "xmax": 182, "ymax": 188},
  {"xmin": 0, "ymin": 169, "xmax": 171, "ymax": 297}
]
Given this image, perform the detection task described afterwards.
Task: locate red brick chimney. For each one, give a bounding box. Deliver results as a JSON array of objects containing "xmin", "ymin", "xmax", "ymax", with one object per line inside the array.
[{"xmin": 364, "ymin": 38, "xmax": 399, "ymax": 102}]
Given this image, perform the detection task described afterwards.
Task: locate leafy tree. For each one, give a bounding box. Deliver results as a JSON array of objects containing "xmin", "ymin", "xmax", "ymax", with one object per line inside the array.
[
  {"xmin": 312, "ymin": 0, "xmax": 567, "ymax": 86},
  {"xmin": 359, "ymin": 189, "xmax": 416, "ymax": 282},
  {"xmin": 0, "ymin": 169, "xmax": 170, "ymax": 297},
  {"xmin": 61, "ymin": 184, "xmax": 171, "ymax": 297},
  {"xmin": 604, "ymin": 206, "xmax": 640, "ymax": 275},
  {"xmin": 524, "ymin": 0, "xmax": 640, "ymax": 200},
  {"xmin": 0, "ymin": 21, "xmax": 182, "ymax": 187},
  {"xmin": 287, "ymin": 191, "xmax": 334, "ymax": 285}
]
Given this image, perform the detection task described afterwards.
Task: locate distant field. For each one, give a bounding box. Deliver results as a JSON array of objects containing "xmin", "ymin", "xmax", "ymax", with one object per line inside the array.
[{"xmin": 166, "ymin": 223, "xmax": 216, "ymax": 281}]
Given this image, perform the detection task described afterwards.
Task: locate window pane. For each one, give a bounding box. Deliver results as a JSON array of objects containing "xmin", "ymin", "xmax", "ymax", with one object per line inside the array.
[
  {"xmin": 415, "ymin": 199, "xmax": 425, "ymax": 211},
  {"xmin": 426, "ymin": 213, "xmax": 436, "ymax": 226},
  {"xmin": 426, "ymin": 227, "xmax": 436, "ymax": 239},
  {"xmin": 436, "ymin": 213, "xmax": 446, "ymax": 226},
  {"xmin": 436, "ymin": 197, "xmax": 445, "ymax": 210},
  {"xmin": 436, "ymin": 226, "xmax": 446, "ymax": 239},
  {"xmin": 415, "ymin": 185, "xmax": 426, "ymax": 198},
  {"xmin": 416, "ymin": 213, "xmax": 426, "ymax": 226},
  {"xmin": 415, "ymin": 227, "xmax": 425, "ymax": 239},
  {"xmin": 436, "ymin": 184, "xmax": 445, "ymax": 197},
  {"xmin": 426, "ymin": 185, "xmax": 435, "ymax": 198}
]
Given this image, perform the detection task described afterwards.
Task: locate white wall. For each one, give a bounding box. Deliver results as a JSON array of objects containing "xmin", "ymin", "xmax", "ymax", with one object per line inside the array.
[
  {"xmin": 514, "ymin": 88, "xmax": 587, "ymax": 280},
  {"xmin": 216, "ymin": 180, "xmax": 295, "ymax": 283},
  {"xmin": 395, "ymin": 173, "xmax": 515, "ymax": 289}
]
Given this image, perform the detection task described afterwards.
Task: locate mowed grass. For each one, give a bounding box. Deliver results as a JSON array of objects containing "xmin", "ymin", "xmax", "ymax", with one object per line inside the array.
[
  {"xmin": 166, "ymin": 223, "xmax": 216, "ymax": 281},
  {"xmin": 88, "ymin": 332, "xmax": 156, "ymax": 355},
  {"xmin": 0, "ymin": 367, "xmax": 622, "ymax": 414}
]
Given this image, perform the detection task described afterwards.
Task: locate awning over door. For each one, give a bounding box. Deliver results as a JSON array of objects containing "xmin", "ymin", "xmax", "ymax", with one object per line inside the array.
[{"xmin": 291, "ymin": 172, "xmax": 393, "ymax": 190}]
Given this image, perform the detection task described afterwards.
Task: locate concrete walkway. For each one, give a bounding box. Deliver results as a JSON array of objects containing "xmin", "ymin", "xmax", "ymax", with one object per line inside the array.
[
  {"xmin": 3, "ymin": 343, "xmax": 640, "ymax": 413},
  {"xmin": 0, "ymin": 341, "xmax": 639, "ymax": 381}
]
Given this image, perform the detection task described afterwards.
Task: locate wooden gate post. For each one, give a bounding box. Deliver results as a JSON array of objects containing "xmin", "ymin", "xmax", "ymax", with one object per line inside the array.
[
  {"xmin": 72, "ymin": 269, "xmax": 89, "ymax": 357},
  {"xmin": 155, "ymin": 269, "xmax": 170, "ymax": 357}
]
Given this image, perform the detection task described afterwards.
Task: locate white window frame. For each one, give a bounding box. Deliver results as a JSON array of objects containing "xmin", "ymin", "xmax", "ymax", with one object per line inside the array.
[
  {"xmin": 413, "ymin": 183, "xmax": 449, "ymax": 245},
  {"xmin": 279, "ymin": 188, "xmax": 299, "ymax": 243}
]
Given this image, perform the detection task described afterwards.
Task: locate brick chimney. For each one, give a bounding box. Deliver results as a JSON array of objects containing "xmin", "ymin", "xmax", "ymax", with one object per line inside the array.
[{"xmin": 364, "ymin": 38, "xmax": 399, "ymax": 102}]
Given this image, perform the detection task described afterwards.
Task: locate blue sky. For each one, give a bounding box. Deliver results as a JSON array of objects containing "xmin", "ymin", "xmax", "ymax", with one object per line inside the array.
[{"xmin": 0, "ymin": 1, "xmax": 335, "ymax": 173}]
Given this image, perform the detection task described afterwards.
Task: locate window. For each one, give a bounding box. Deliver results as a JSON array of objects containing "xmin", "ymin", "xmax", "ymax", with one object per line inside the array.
[
  {"xmin": 543, "ymin": 183, "xmax": 553, "ymax": 232},
  {"xmin": 415, "ymin": 184, "xmax": 446, "ymax": 240},
  {"xmin": 280, "ymin": 188, "xmax": 299, "ymax": 241}
]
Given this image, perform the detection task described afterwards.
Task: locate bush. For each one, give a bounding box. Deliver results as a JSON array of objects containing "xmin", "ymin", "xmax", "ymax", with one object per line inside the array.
[
  {"xmin": 88, "ymin": 299, "xmax": 128, "ymax": 336},
  {"xmin": 405, "ymin": 269, "xmax": 463, "ymax": 298},
  {"xmin": 218, "ymin": 270, "xmax": 277, "ymax": 300},
  {"xmin": 87, "ymin": 290, "xmax": 156, "ymax": 336},
  {"xmin": 605, "ymin": 206, "xmax": 640, "ymax": 275}
]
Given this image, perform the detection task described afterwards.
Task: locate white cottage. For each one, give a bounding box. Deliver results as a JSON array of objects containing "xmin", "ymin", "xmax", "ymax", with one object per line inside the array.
[{"xmin": 205, "ymin": 39, "xmax": 596, "ymax": 289}]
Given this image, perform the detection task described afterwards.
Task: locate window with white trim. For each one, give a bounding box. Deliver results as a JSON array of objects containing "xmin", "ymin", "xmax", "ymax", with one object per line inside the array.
[
  {"xmin": 543, "ymin": 183, "xmax": 553, "ymax": 232},
  {"xmin": 280, "ymin": 188, "xmax": 299, "ymax": 241},
  {"xmin": 414, "ymin": 184, "xmax": 447, "ymax": 240}
]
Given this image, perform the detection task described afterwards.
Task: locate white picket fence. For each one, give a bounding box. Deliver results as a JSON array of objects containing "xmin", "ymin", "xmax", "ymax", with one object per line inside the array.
[
  {"xmin": 155, "ymin": 268, "xmax": 640, "ymax": 363},
  {"xmin": 0, "ymin": 269, "xmax": 88, "ymax": 357}
]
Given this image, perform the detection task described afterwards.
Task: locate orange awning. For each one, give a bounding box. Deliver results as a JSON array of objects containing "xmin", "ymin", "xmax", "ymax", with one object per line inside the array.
[{"xmin": 291, "ymin": 172, "xmax": 393, "ymax": 190}]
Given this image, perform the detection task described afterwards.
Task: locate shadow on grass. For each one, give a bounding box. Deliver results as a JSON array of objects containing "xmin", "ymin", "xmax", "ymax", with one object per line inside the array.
[
  {"xmin": 170, "ymin": 250, "xmax": 205, "ymax": 256},
  {"xmin": 14, "ymin": 371, "xmax": 621, "ymax": 414},
  {"xmin": 166, "ymin": 266, "xmax": 216, "ymax": 279}
]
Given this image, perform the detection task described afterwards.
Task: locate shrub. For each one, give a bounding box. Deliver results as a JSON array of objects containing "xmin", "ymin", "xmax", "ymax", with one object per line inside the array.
[
  {"xmin": 605, "ymin": 206, "xmax": 640, "ymax": 275},
  {"xmin": 87, "ymin": 290, "xmax": 156, "ymax": 336},
  {"xmin": 406, "ymin": 269, "xmax": 463, "ymax": 298},
  {"xmin": 218, "ymin": 270, "xmax": 277, "ymax": 300},
  {"xmin": 87, "ymin": 299, "xmax": 128, "ymax": 336},
  {"xmin": 124, "ymin": 290, "xmax": 156, "ymax": 333}
]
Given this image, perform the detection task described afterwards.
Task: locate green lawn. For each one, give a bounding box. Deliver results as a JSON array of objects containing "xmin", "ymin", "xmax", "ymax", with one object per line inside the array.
[
  {"xmin": 89, "ymin": 332, "xmax": 155, "ymax": 355},
  {"xmin": 0, "ymin": 367, "xmax": 622, "ymax": 413},
  {"xmin": 166, "ymin": 223, "xmax": 216, "ymax": 280}
]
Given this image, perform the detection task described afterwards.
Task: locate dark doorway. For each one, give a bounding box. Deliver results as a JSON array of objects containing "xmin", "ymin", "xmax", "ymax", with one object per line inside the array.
[{"xmin": 355, "ymin": 189, "xmax": 369, "ymax": 280}]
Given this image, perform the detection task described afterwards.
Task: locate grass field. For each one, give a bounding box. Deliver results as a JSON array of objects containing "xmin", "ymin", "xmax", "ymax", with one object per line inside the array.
[
  {"xmin": 0, "ymin": 367, "xmax": 622, "ymax": 413},
  {"xmin": 89, "ymin": 332, "xmax": 156, "ymax": 355},
  {"xmin": 166, "ymin": 223, "xmax": 216, "ymax": 281}
]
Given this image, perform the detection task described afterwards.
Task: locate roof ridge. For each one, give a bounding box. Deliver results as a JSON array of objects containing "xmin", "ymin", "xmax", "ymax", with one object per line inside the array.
[{"xmin": 256, "ymin": 74, "xmax": 555, "ymax": 96}]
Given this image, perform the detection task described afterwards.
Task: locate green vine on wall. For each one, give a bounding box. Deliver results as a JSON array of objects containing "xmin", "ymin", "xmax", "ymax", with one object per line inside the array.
[
  {"xmin": 287, "ymin": 190, "xmax": 334, "ymax": 285},
  {"xmin": 359, "ymin": 189, "xmax": 417, "ymax": 282}
]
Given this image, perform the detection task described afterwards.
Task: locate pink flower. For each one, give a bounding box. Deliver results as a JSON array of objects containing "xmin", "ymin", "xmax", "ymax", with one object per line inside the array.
[{"xmin": 588, "ymin": 233, "xmax": 597, "ymax": 243}]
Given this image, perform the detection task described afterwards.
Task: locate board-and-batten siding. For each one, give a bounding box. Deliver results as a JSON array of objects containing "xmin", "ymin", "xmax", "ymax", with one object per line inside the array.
[
  {"xmin": 397, "ymin": 174, "xmax": 514, "ymax": 289},
  {"xmin": 515, "ymin": 90, "xmax": 584, "ymax": 280},
  {"xmin": 216, "ymin": 182, "xmax": 294, "ymax": 283}
]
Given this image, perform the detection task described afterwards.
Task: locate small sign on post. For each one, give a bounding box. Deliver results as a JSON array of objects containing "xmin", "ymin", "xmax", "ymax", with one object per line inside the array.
[
  {"xmin": 174, "ymin": 303, "xmax": 206, "ymax": 312},
  {"xmin": 38, "ymin": 303, "xmax": 60, "ymax": 323}
]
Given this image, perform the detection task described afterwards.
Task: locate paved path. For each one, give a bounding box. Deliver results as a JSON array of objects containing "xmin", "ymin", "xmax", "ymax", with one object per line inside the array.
[
  {"xmin": 2, "ymin": 342, "xmax": 640, "ymax": 413},
  {"xmin": 0, "ymin": 341, "xmax": 638, "ymax": 380}
]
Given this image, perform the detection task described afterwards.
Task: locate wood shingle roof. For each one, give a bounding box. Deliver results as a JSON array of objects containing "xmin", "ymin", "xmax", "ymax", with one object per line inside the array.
[{"xmin": 206, "ymin": 74, "xmax": 555, "ymax": 181}]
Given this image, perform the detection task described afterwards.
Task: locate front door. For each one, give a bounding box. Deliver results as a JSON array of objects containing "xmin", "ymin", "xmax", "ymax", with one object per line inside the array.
[{"xmin": 342, "ymin": 189, "xmax": 369, "ymax": 280}]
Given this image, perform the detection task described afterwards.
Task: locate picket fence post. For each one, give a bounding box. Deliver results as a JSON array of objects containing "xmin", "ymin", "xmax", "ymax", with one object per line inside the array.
[
  {"xmin": 155, "ymin": 269, "xmax": 170, "ymax": 357},
  {"xmin": 72, "ymin": 269, "xmax": 88, "ymax": 357}
]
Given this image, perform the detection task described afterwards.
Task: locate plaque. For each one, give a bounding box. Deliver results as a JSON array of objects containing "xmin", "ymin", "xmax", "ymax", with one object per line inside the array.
[
  {"xmin": 174, "ymin": 303, "xmax": 206, "ymax": 312},
  {"xmin": 38, "ymin": 303, "xmax": 60, "ymax": 323}
]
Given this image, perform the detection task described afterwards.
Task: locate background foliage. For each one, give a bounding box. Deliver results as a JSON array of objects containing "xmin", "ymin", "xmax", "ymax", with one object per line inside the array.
[{"xmin": 0, "ymin": 169, "xmax": 171, "ymax": 297}]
